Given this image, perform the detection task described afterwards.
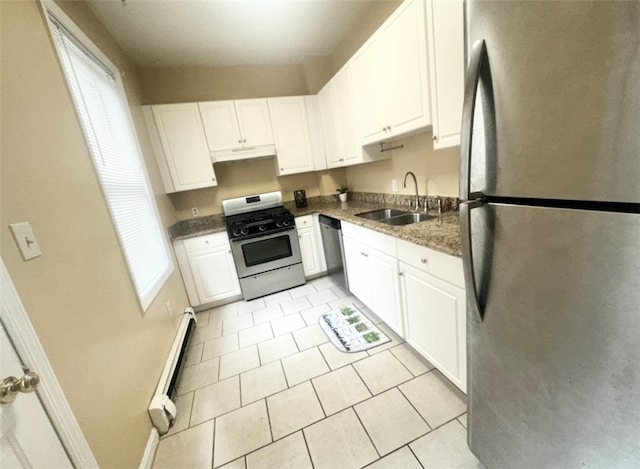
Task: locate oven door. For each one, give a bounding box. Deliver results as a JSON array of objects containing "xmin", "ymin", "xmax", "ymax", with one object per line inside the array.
[{"xmin": 231, "ymin": 229, "xmax": 302, "ymax": 278}]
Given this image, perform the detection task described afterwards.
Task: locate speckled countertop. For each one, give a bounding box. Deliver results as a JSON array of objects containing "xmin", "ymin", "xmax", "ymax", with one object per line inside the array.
[
  {"xmin": 286, "ymin": 200, "xmax": 461, "ymax": 257},
  {"xmin": 169, "ymin": 199, "xmax": 461, "ymax": 258}
]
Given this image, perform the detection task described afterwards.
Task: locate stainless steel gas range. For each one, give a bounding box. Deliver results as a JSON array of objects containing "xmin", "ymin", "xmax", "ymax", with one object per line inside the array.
[{"xmin": 222, "ymin": 191, "xmax": 305, "ymax": 300}]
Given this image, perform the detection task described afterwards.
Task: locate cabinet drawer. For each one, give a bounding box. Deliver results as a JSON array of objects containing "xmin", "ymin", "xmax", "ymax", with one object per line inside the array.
[
  {"xmin": 341, "ymin": 221, "xmax": 396, "ymax": 257},
  {"xmin": 295, "ymin": 215, "xmax": 313, "ymax": 229},
  {"xmin": 397, "ymin": 239, "xmax": 463, "ymax": 288},
  {"xmin": 183, "ymin": 231, "xmax": 230, "ymax": 253}
]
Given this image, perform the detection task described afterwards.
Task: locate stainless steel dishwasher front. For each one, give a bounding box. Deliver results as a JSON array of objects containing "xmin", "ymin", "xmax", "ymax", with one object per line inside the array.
[{"xmin": 318, "ymin": 214, "xmax": 349, "ymax": 292}]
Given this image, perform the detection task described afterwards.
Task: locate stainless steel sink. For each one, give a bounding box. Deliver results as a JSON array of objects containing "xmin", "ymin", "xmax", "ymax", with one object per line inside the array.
[
  {"xmin": 379, "ymin": 212, "xmax": 433, "ymax": 226},
  {"xmin": 355, "ymin": 208, "xmax": 407, "ymax": 220},
  {"xmin": 355, "ymin": 208, "xmax": 432, "ymax": 226}
]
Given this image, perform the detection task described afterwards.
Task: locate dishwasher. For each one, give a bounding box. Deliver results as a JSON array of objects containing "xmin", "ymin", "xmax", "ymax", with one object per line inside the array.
[{"xmin": 318, "ymin": 214, "xmax": 349, "ymax": 292}]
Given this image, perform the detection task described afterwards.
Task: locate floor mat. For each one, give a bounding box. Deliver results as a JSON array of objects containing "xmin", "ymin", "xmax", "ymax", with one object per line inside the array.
[{"xmin": 319, "ymin": 304, "xmax": 390, "ymax": 353}]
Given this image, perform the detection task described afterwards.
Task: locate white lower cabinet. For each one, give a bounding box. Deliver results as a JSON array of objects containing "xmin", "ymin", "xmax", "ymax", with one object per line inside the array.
[
  {"xmin": 174, "ymin": 232, "xmax": 241, "ymax": 307},
  {"xmin": 400, "ymin": 263, "xmax": 466, "ymax": 392},
  {"xmin": 342, "ymin": 222, "xmax": 467, "ymax": 392},
  {"xmin": 342, "ymin": 223, "xmax": 403, "ymax": 337},
  {"xmin": 295, "ymin": 215, "xmax": 326, "ymax": 278}
]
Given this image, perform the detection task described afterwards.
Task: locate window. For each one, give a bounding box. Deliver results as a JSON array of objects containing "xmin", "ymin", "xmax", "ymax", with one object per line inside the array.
[{"xmin": 46, "ymin": 6, "xmax": 173, "ymax": 311}]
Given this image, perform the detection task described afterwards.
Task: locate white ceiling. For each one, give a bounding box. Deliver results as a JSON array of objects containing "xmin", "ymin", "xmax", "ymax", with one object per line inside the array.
[{"xmin": 87, "ymin": 0, "xmax": 395, "ymax": 67}]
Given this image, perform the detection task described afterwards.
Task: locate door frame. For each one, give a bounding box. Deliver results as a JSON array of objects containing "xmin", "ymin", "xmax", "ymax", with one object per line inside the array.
[{"xmin": 1, "ymin": 258, "xmax": 98, "ymax": 468}]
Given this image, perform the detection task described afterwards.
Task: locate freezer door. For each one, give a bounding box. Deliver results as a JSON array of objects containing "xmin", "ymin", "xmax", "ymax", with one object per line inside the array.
[
  {"xmin": 466, "ymin": 203, "xmax": 640, "ymax": 468},
  {"xmin": 466, "ymin": 1, "xmax": 640, "ymax": 203}
]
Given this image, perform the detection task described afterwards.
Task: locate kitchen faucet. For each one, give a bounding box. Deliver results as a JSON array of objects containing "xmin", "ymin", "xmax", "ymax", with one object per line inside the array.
[{"xmin": 403, "ymin": 171, "xmax": 420, "ymax": 211}]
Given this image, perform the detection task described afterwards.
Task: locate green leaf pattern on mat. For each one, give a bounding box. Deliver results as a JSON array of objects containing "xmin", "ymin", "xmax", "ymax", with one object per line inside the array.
[
  {"xmin": 363, "ymin": 332, "xmax": 381, "ymax": 344},
  {"xmin": 355, "ymin": 323, "xmax": 369, "ymax": 332},
  {"xmin": 346, "ymin": 315, "xmax": 360, "ymax": 325},
  {"xmin": 340, "ymin": 307, "xmax": 357, "ymax": 316}
]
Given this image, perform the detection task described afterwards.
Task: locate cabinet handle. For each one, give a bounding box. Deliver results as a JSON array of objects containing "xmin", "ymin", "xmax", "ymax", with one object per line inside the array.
[
  {"xmin": 398, "ymin": 272, "xmax": 404, "ymax": 276},
  {"xmin": 339, "ymin": 158, "xmax": 344, "ymax": 161},
  {"xmin": 243, "ymin": 139, "xmax": 247, "ymax": 143},
  {"xmin": 382, "ymin": 127, "xmax": 386, "ymax": 132},
  {"xmin": 420, "ymin": 258, "xmax": 428, "ymax": 264},
  {"xmin": 238, "ymin": 139, "xmax": 242, "ymax": 143},
  {"xmin": 432, "ymin": 135, "xmax": 438, "ymax": 141},
  {"xmin": 387, "ymin": 125, "xmax": 391, "ymax": 131},
  {"xmin": 212, "ymin": 177, "xmax": 216, "ymax": 181},
  {"xmin": 280, "ymin": 168, "xmax": 284, "ymax": 171},
  {"xmin": 228, "ymin": 250, "xmax": 231, "ymax": 254}
]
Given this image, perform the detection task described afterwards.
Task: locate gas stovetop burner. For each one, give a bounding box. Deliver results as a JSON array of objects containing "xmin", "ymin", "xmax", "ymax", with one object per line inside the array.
[{"xmin": 225, "ymin": 206, "xmax": 295, "ymax": 240}]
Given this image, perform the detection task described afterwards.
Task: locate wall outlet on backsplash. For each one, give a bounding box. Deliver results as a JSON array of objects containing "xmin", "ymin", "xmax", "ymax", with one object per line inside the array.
[
  {"xmin": 191, "ymin": 207, "xmax": 199, "ymax": 217},
  {"xmin": 391, "ymin": 179, "xmax": 398, "ymax": 193}
]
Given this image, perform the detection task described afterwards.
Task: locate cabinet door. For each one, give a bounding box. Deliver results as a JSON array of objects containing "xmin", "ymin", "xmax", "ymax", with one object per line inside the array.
[
  {"xmin": 426, "ymin": 0, "xmax": 464, "ymax": 149},
  {"xmin": 151, "ymin": 103, "xmax": 217, "ymax": 192},
  {"xmin": 198, "ymin": 101, "xmax": 243, "ymax": 151},
  {"xmin": 384, "ymin": 0, "xmax": 431, "ymax": 136},
  {"xmin": 351, "ymin": 35, "xmax": 388, "ymax": 144},
  {"xmin": 235, "ymin": 99, "xmax": 274, "ymax": 147},
  {"xmin": 369, "ymin": 249, "xmax": 403, "ymax": 337},
  {"xmin": 401, "ymin": 264, "xmax": 466, "ymax": 391},
  {"xmin": 318, "ymin": 82, "xmax": 341, "ymax": 168},
  {"xmin": 188, "ymin": 245, "xmax": 241, "ymax": 304},
  {"xmin": 342, "ymin": 236, "xmax": 371, "ymax": 306},
  {"xmin": 298, "ymin": 227, "xmax": 321, "ymax": 277},
  {"xmin": 333, "ymin": 64, "xmax": 362, "ymax": 165},
  {"xmin": 269, "ymin": 97, "xmax": 314, "ymax": 175}
]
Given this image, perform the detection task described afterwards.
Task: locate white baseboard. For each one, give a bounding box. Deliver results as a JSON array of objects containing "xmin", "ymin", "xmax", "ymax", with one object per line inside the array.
[{"xmin": 139, "ymin": 428, "xmax": 159, "ymax": 469}]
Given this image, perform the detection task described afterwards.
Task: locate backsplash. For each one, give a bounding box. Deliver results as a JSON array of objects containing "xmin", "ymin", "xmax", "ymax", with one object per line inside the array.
[{"xmin": 339, "ymin": 192, "xmax": 459, "ymax": 212}]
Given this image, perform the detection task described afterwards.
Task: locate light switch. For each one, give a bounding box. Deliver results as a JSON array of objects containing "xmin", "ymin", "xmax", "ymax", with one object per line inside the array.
[{"xmin": 9, "ymin": 222, "xmax": 42, "ymax": 261}]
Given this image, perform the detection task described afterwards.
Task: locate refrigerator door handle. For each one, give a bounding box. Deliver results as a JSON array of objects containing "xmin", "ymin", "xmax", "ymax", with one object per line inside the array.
[
  {"xmin": 460, "ymin": 39, "xmax": 487, "ymax": 202},
  {"xmin": 460, "ymin": 199, "xmax": 484, "ymax": 322}
]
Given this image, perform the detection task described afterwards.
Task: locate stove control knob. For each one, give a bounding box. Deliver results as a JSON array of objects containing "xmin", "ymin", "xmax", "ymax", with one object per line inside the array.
[
  {"xmin": 282, "ymin": 218, "xmax": 291, "ymax": 227},
  {"xmin": 258, "ymin": 224, "xmax": 267, "ymax": 232},
  {"xmin": 232, "ymin": 228, "xmax": 241, "ymax": 237},
  {"xmin": 275, "ymin": 219, "xmax": 284, "ymax": 227},
  {"xmin": 240, "ymin": 227, "xmax": 249, "ymax": 236}
]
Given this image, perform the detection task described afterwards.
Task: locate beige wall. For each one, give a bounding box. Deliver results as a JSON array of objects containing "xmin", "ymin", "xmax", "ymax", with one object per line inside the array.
[
  {"xmin": 139, "ymin": 63, "xmax": 310, "ymax": 104},
  {"xmin": 346, "ymin": 132, "xmax": 460, "ymax": 197},
  {"xmin": 0, "ymin": 1, "xmax": 189, "ymax": 467},
  {"xmin": 331, "ymin": 0, "xmax": 402, "ymax": 73}
]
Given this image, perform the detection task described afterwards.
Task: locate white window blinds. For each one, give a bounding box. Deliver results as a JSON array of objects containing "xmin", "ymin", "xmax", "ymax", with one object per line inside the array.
[{"xmin": 47, "ymin": 14, "xmax": 173, "ymax": 311}]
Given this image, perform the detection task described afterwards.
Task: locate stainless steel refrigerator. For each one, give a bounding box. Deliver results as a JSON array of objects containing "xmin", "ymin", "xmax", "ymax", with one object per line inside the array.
[{"xmin": 460, "ymin": 1, "xmax": 640, "ymax": 467}]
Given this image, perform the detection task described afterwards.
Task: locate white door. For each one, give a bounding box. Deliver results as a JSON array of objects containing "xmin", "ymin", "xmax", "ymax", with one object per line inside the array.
[
  {"xmin": 0, "ymin": 320, "xmax": 73, "ymax": 468},
  {"xmin": 188, "ymin": 246, "xmax": 241, "ymax": 304}
]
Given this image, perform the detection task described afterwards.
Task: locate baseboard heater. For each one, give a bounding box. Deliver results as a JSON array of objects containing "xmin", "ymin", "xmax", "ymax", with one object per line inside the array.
[{"xmin": 148, "ymin": 307, "xmax": 197, "ymax": 434}]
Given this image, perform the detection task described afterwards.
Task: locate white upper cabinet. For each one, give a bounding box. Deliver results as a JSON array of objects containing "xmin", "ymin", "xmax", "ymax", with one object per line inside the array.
[
  {"xmin": 199, "ymin": 98, "xmax": 275, "ymax": 161},
  {"xmin": 352, "ymin": 0, "xmax": 431, "ymax": 146},
  {"xmin": 144, "ymin": 103, "xmax": 217, "ymax": 193},
  {"xmin": 425, "ymin": 0, "xmax": 464, "ymax": 149},
  {"xmin": 318, "ymin": 63, "xmax": 390, "ymax": 168},
  {"xmin": 268, "ymin": 96, "xmax": 317, "ymax": 176}
]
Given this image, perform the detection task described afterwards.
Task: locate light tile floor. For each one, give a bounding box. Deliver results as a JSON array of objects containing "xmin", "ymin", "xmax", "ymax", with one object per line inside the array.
[{"xmin": 153, "ymin": 277, "xmax": 483, "ymax": 469}]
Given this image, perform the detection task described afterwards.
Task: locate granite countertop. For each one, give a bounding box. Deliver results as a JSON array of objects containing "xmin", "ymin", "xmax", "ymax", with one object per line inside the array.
[{"xmin": 169, "ymin": 199, "xmax": 462, "ymax": 258}]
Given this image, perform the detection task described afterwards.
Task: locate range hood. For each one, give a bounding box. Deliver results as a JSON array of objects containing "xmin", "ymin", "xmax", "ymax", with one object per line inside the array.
[{"xmin": 211, "ymin": 144, "xmax": 276, "ymax": 163}]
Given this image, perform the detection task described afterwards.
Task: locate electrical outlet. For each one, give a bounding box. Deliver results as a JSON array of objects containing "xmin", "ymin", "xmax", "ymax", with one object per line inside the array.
[
  {"xmin": 166, "ymin": 300, "xmax": 174, "ymax": 317},
  {"xmin": 391, "ymin": 179, "xmax": 398, "ymax": 193},
  {"xmin": 191, "ymin": 207, "xmax": 200, "ymax": 217}
]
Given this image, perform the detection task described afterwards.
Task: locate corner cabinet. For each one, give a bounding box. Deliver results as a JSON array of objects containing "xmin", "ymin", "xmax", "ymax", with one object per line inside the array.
[
  {"xmin": 143, "ymin": 104, "xmax": 217, "ymax": 193},
  {"xmin": 318, "ymin": 63, "xmax": 390, "ymax": 169},
  {"xmin": 295, "ymin": 215, "xmax": 326, "ymax": 278},
  {"xmin": 397, "ymin": 239, "xmax": 467, "ymax": 392},
  {"xmin": 269, "ymin": 96, "xmax": 323, "ymax": 176},
  {"xmin": 425, "ymin": 0, "xmax": 465, "ymax": 149},
  {"xmin": 351, "ymin": 0, "xmax": 431, "ymax": 145},
  {"xmin": 173, "ymin": 232, "xmax": 241, "ymax": 308}
]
